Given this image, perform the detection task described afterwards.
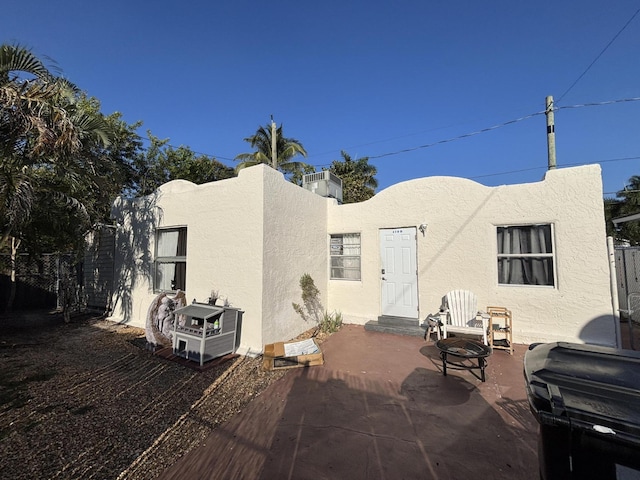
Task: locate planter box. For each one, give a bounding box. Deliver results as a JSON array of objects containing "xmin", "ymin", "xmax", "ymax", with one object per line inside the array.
[{"xmin": 262, "ymin": 338, "xmax": 324, "ymax": 371}]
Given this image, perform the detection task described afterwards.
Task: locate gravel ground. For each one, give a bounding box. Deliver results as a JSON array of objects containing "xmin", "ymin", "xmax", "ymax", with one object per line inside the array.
[{"xmin": 0, "ymin": 312, "xmax": 322, "ymax": 480}]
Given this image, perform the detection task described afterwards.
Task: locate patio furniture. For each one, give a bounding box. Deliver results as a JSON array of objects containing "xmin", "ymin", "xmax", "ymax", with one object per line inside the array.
[
  {"xmin": 487, "ymin": 306, "xmax": 513, "ymax": 354},
  {"xmin": 424, "ymin": 314, "xmax": 443, "ymax": 341},
  {"xmin": 436, "ymin": 337, "xmax": 492, "ymax": 382},
  {"xmin": 440, "ymin": 290, "xmax": 489, "ymax": 345}
]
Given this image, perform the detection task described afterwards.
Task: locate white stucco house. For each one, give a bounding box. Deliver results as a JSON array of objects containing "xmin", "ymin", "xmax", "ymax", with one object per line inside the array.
[{"xmin": 92, "ymin": 163, "xmax": 617, "ymax": 354}]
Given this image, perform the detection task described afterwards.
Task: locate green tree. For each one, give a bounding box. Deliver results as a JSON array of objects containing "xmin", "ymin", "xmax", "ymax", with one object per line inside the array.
[
  {"xmin": 18, "ymin": 106, "xmax": 143, "ymax": 255},
  {"xmin": 0, "ymin": 44, "xmax": 134, "ymax": 312},
  {"xmin": 134, "ymin": 132, "xmax": 235, "ymax": 196},
  {"xmin": 328, "ymin": 151, "xmax": 378, "ymax": 203},
  {"xmin": 606, "ymin": 175, "xmax": 640, "ymax": 245},
  {"xmin": 235, "ymin": 120, "xmax": 309, "ymax": 180},
  {"xmin": 0, "ymin": 44, "xmax": 116, "ymax": 252}
]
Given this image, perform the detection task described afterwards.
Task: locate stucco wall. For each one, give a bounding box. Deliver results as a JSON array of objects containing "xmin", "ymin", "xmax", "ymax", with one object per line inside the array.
[
  {"xmin": 108, "ymin": 165, "xmax": 330, "ymax": 354},
  {"xmin": 109, "ymin": 168, "xmax": 266, "ymax": 351},
  {"xmin": 107, "ymin": 163, "xmax": 616, "ymax": 352},
  {"xmin": 260, "ymin": 167, "xmax": 329, "ymax": 346},
  {"xmin": 327, "ymin": 164, "xmax": 616, "ymax": 346}
]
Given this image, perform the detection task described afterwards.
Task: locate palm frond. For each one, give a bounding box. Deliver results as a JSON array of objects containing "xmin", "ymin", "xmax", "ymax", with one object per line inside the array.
[
  {"xmin": 72, "ymin": 111, "xmax": 112, "ymax": 147},
  {"xmin": 47, "ymin": 190, "xmax": 90, "ymax": 225},
  {"xmin": 0, "ymin": 44, "xmax": 52, "ymax": 82},
  {"xmin": 236, "ymin": 122, "xmax": 307, "ymax": 175}
]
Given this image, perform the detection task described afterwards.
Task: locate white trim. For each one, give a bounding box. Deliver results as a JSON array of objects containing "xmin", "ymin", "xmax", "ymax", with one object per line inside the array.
[{"xmin": 613, "ymin": 212, "xmax": 640, "ymax": 225}]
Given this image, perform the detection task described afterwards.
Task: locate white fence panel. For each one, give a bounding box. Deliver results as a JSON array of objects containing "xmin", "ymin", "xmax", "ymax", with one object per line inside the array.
[{"xmin": 615, "ymin": 247, "xmax": 640, "ymax": 312}]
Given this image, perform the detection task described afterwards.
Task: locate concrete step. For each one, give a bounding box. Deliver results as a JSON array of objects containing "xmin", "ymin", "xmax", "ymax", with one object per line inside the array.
[
  {"xmin": 376, "ymin": 315, "xmax": 420, "ymax": 327},
  {"xmin": 364, "ymin": 320, "xmax": 427, "ymax": 338}
]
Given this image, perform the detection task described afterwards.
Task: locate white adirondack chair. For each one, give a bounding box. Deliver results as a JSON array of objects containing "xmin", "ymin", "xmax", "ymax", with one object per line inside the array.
[{"xmin": 440, "ymin": 290, "xmax": 489, "ymax": 345}]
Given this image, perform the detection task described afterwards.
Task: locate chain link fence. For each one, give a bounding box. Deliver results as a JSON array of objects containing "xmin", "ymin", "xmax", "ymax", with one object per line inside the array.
[{"xmin": 0, "ymin": 253, "xmax": 83, "ymax": 313}]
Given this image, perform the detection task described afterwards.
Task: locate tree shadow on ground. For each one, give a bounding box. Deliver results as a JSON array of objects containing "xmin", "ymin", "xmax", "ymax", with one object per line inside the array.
[{"xmin": 159, "ymin": 336, "xmax": 539, "ymax": 480}]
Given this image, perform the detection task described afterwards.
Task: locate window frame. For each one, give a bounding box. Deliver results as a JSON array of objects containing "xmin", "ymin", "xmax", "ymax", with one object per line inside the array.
[
  {"xmin": 496, "ymin": 223, "xmax": 556, "ymax": 287},
  {"xmin": 330, "ymin": 233, "xmax": 361, "ymax": 281},
  {"xmin": 154, "ymin": 226, "xmax": 187, "ymax": 293}
]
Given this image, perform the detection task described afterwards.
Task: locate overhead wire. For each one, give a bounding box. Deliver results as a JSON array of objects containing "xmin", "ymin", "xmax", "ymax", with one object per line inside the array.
[
  {"xmin": 134, "ymin": 97, "xmax": 640, "ymax": 181},
  {"xmin": 470, "ymin": 155, "xmax": 640, "ymax": 183},
  {"xmin": 352, "ymin": 97, "xmax": 640, "ymax": 163},
  {"xmin": 556, "ymin": 97, "xmax": 640, "ymax": 110},
  {"xmin": 367, "ymin": 110, "xmax": 546, "ymax": 160},
  {"xmin": 132, "ymin": 9, "xmax": 640, "ymax": 171},
  {"xmin": 138, "ymin": 134, "xmax": 236, "ymax": 162},
  {"xmin": 556, "ymin": 6, "xmax": 640, "ymax": 104}
]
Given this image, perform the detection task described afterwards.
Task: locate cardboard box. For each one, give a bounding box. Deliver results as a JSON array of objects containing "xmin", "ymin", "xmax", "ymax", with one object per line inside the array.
[{"xmin": 262, "ymin": 338, "xmax": 324, "ymax": 371}]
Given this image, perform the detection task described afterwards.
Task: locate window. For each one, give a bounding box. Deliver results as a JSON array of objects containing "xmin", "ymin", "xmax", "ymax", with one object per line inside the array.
[
  {"xmin": 497, "ymin": 224, "xmax": 555, "ymax": 286},
  {"xmin": 330, "ymin": 233, "xmax": 361, "ymax": 280},
  {"xmin": 154, "ymin": 227, "xmax": 187, "ymax": 292}
]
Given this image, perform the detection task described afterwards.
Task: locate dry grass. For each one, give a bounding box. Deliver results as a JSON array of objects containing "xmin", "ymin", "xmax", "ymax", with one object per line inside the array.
[{"xmin": 0, "ymin": 312, "xmax": 322, "ymax": 480}]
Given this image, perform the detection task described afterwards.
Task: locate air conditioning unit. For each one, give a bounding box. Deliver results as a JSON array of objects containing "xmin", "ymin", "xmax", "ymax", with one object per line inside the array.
[{"xmin": 302, "ymin": 171, "xmax": 343, "ymax": 204}]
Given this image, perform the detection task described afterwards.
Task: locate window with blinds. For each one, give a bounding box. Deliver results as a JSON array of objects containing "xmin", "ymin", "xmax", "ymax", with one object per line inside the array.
[{"xmin": 330, "ymin": 233, "xmax": 361, "ymax": 280}]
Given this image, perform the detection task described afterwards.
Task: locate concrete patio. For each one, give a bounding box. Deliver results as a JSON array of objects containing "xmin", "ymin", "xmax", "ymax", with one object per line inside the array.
[{"xmin": 159, "ymin": 325, "xmax": 540, "ymax": 479}]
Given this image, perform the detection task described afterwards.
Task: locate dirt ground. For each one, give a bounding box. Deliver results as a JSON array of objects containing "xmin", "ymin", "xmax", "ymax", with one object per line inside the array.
[{"xmin": 0, "ymin": 311, "xmax": 312, "ymax": 480}]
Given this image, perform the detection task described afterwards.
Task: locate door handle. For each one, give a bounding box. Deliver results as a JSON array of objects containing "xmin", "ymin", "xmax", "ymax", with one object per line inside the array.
[{"xmin": 381, "ymin": 277, "xmax": 386, "ymax": 280}]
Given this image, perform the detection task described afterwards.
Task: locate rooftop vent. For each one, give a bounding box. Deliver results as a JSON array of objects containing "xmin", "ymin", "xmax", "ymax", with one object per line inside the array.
[{"xmin": 302, "ymin": 171, "xmax": 343, "ymax": 204}]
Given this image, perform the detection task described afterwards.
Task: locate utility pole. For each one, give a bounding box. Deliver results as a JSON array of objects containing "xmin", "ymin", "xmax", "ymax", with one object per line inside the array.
[
  {"xmin": 270, "ymin": 115, "xmax": 277, "ymax": 169},
  {"xmin": 545, "ymin": 96, "xmax": 556, "ymax": 170}
]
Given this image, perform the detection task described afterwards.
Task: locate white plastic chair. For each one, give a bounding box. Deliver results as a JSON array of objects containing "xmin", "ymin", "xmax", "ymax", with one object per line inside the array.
[{"xmin": 440, "ymin": 290, "xmax": 489, "ymax": 345}]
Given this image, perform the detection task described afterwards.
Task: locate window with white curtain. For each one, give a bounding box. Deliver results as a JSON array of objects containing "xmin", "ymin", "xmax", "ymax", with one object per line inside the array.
[
  {"xmin": 330, "ymin": 233, "xmax": 361, "ymax": 280},
  {"xmin": 154, "ymin": 227, "xmax": 187, "ymax": 292},
  {"xmin": 497, "ymin": 224, "xmax": 555, "ymax": 286}
]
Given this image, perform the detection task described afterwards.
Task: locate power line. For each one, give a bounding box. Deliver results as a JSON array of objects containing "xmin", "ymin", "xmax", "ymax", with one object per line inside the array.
[
  {"xmin": 308, "ymin": 118, "xmax": 491, "ymax": 159},
  {"xmin": 470, "ymin": 156, "xmax": 640, "ymax": 183},
  {"xmin": 367, "ymin": 111, "xmax": 546, "ymax": 160},
  {"xmin": 470, "ymin": 166, "xmax": 546, "ymax": 180},
  {"xmin": 359, "ymin": 97, "xmax": 640, "ymax": 162},
  {"xmin": 605, "ymin": 189, "xmax": 640, "ymax": 195},
  {"xmin": 137, "ymin": 96, "xmax": 640, "ymax": 165},
  {"xmin": 556, "ymin": 97, "xmax": 640, "ymax": 110},
  {"xmin": 138, "ymin": 134, "xmax": 236, "ymax": 162},
  {"xmin": 557, "ymin": 6, "xmax": 640, "ymax": 104}
]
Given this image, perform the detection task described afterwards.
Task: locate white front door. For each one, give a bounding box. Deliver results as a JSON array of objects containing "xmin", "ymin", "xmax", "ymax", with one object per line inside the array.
[{"xmin": 380, "ymin": 227, "xmax": 419, "ymax": 318}]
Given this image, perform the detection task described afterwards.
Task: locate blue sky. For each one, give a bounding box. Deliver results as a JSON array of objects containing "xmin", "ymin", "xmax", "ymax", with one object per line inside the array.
[{"xmin": 4, "ymin": 1, "xmax": 640, "ymax": 196}]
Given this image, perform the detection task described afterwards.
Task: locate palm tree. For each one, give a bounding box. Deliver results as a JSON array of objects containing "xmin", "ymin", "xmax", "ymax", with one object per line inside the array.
[
  {"xmin": 235, "ymin": 120, "xmax": 308, "ymax": 178},
  {"xmin": 609, "ymin": 175, "xmax": 640, "ymax": 245},
  {"xmin": 620, "ymin": 175, "xmax": 640, "ymax": 210},
  {"xmin": 0, "ymin": 44, "xmax": 115, "ymax": 313},
  {"xmin": 329, "ymin": 151, "xmax": 378, "ymax": 203},
  {"xmin": 0, "ymin": 44, "xmax": 111, "ymax": 250}
]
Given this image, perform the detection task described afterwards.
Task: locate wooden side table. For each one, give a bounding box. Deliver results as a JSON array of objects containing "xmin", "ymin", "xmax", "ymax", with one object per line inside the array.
[{"xmin": 487, "ymin": 306, "xmax": 513, "ymax": 355}]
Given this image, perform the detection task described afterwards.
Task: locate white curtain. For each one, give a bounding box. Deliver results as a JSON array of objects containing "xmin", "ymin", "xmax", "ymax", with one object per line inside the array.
[
  {"xmin": 155, "ymin": 229, "xmax": 187, "ymax": 291},
  {"xmin": 157, "ymin": 230, "xmax": 179, "ymax": 256},
  {"xmin": 156, "ymin": 264, "xmax": 176, "ymax": 291},
  {"xmin": 498, "ymin": 225, "xmax": 553, "ymax": 285}
]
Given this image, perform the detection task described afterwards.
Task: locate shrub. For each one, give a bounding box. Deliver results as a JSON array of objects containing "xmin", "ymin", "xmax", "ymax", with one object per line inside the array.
[
  {"xmin": 319, "ymin": 310, "xmax": 343, "ymax": 333},
  {"xmin": 292, "ymin": 273, "xmax": 342, "ymax": 334}
]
